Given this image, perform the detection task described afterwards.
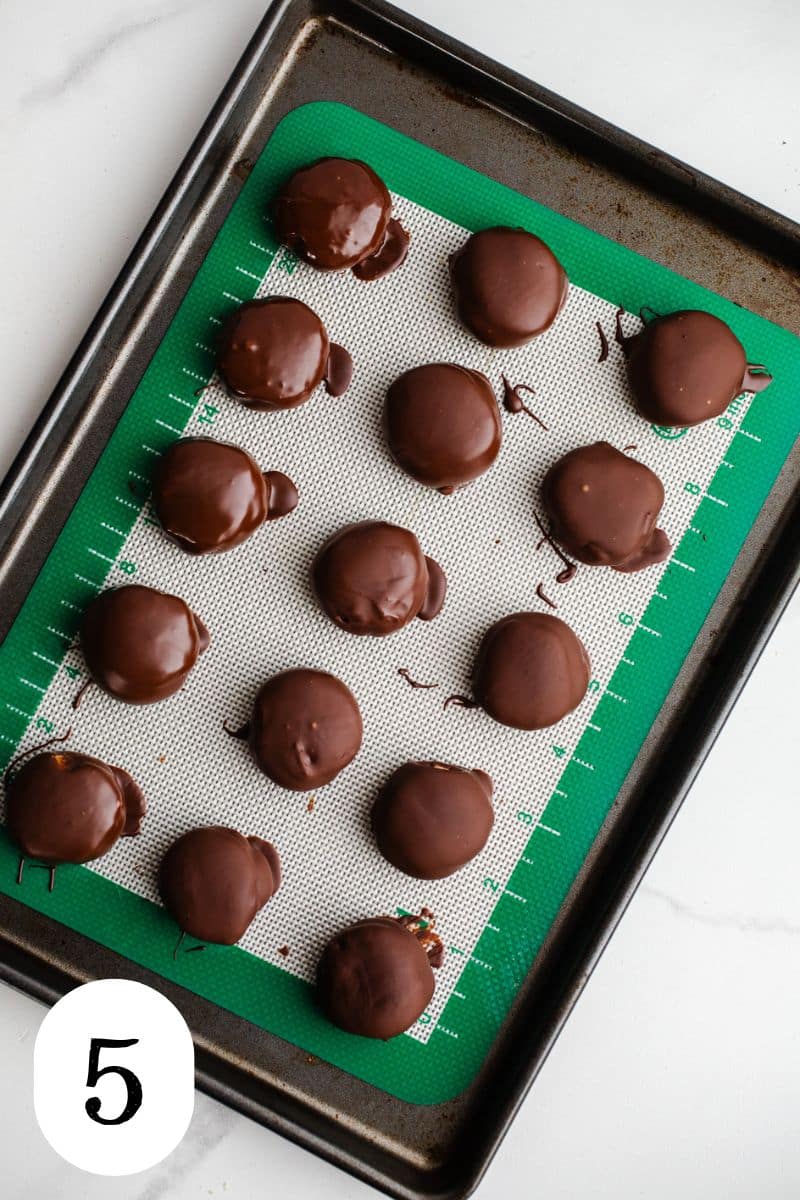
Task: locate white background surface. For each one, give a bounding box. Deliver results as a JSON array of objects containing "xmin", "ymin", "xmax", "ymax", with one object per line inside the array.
[{"xmin": 0, "ymin": 1, "xmax": 798, "ymax": 1197}]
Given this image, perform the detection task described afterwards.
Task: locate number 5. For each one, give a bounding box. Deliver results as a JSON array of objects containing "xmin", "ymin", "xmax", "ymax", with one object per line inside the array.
[{"xmin": 85, "ymin": 1038, "xmax": 143, "ymax": 1126}]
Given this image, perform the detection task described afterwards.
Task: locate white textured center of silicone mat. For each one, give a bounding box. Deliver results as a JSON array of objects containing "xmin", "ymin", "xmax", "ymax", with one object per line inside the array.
[{"xmin": 19, "ymin": 194, "xmax": 749, "ymax": 1042}]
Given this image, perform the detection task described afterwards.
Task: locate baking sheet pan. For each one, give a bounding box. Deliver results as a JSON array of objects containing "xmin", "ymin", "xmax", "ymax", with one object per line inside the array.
[{"xmin": 0, "ymin": 2, "xmax": 798, "ymax": 1196}]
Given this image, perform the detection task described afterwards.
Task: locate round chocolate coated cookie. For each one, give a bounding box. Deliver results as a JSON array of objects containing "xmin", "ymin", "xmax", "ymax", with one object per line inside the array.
[
  {"xmin": 217, "ymin": 297, "xmax": 352, "ymax": 410},
  {"xmin": 316, "ymin": 912, "xmax": 443, "ymax": 1039},
  {"xmin": 542, "ymin": 441, "xmax": 671, "ymax": 573},
  {"xmin": 273, "ymin": 157, "xmax": 392, "ymax": 272},
  {"xmin": 450, "ymin": 226, "xmax": 568, "ymax": 347},
  {"xmin": 372, "ymin": 761, "xmax": 494, "ymax": 879},
  {"xmin": 159, "ymin": 826, "xmax": 280, "ymax": 945},
  {"xmin": 81, "ymin": 585, "xmax": 209, "ymax": 704},
  {"xmin": 249, "ymin": 668, "xmax": 362, "ymax": 791},
  {"xmin": 153, "ymin": 438, "xmax": 297, "ymax": 554},
  {"xmin": 5, "ymin": 751, "xmax": 145, "ymax": 865},
  {"xmin": 626, "ymin": 310, "xmax": 747, "ymax": 427},
  {"xmin": 312, "ymin": 521, "xmax": 446, "ymax": 636},
  {"xmin": 385, "ymin": 363, "xmax": 502, "ymax": 493},
  {"xmin": 473, "ymin": 612, "xmax": 590, "ymax": 730}
]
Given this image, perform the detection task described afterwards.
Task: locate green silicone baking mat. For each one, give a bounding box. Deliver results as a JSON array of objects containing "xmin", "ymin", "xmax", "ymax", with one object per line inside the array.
[{"xmin": 1, "ymin": 101, "xmax": 798, "ymax": 1106}]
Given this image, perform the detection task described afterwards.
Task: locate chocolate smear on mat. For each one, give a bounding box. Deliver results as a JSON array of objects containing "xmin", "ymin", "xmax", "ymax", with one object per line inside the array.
[
  {"xmin": 443, "ymin": 693, "xmax": 478, "ymax": 711},
  {"xmin": 277, "ymin": 945, "xmax": 290, "ymax": 957},
  {"xmin": 352, "ymin": 218, "xmax": 410, "ymax": 281},
  {"xmin": 596, "ymin": 321, "xmax": 609, "ymax": 363},
  {"xmin": 324, "ymin": 343, "xmax": 354, "ymax": 396}
]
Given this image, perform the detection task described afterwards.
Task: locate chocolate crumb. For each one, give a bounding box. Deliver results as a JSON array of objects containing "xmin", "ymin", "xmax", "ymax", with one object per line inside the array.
[
  {"xmin": 306, "ymin": 795, "xmax": 316, "ymax": 813},
  {"xmin": 278, "ymin": 945, "xmax": 290, "ymax": 957}
]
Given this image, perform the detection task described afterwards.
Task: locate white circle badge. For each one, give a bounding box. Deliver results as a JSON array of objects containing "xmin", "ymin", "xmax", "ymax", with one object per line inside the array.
[{"xmin": 34, "ymin": 978, "xmax": 194, "ymax": 1175}]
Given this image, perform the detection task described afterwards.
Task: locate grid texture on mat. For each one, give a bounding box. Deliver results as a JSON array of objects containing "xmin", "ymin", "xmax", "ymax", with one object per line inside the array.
[{"xmin": 0, "ymin": 102, "xmax": 798, "ymax": 1104}]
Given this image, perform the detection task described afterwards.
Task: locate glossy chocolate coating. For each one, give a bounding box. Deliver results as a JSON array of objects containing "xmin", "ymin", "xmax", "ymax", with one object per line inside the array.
[
  {"xmin": 474, "ymin": 612, "xmax": 590, "ymax": 730},
  {"xmin": 385, "ymin": 363, "xmax": 502, "ymax": 493},
  {"xmin": 217, "ymin": 297, "xmax": 334, "ymax": 410},
  {"xmin": 372, "ymin": 761, "xmax": 494, "ymax": 879},
  {"xmin": 153, "ymin": 438, "xmax": 270, "ymax": 554},
  {"xmin": 312, "ymin": 521, "xmax": 446, "ymax": 636},
  {"xmin": 249, "ymin": 668, "xmax": 362, "ymax": 791},
  {"xmin": 81, "ymin": 585, "xmax": 209, "ymax": 704},
  {"xmin": 626, "ymin": 310, "xmax": 747, "ymax": 427},
  {"xmin": 5, "ymin": 751, "xmax": 145, "ymax": 864},
  {"xmin": 352, "ymin": 218, "xmax": 410, "ymax": 281},
  {"xmin": 450, "ymin": 226, "xmax": 568, "ymax": 347},
  {"xmin": 542, "ymin": 441, "xmax": 671, "ymax": 572},
  {"xmin": 316, "ymin": 916, "xmax": 435, "ymax": 1039},
  {"xmin": 159, "ymin": 825, "xmax": 280, "ymax": 945},
  {"xmin": 274, "ymin": 157, "xmax": 392, "ymax": 272}
]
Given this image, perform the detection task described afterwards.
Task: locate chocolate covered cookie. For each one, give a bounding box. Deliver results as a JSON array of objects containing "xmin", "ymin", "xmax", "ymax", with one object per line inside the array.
[
  {"xmin": 159, "ymin": 825, "xmax": 280, "ymax": 945},
  {"xmin": 450, "ymin": 226, "xmax": 568, "ymax": 347},
  {"xmin": 372, "ymin": 761, "xmax": 494, "ymax": 879},
  {"xmin": 81, "ymin": 585, "xmax": 209, "ymax": 704},
  {"xmin": 153, "ymin": 437, "xmax": 297, "ymax": 554},
  {"xmin": 473, "ymin": 612, "xmax": 590, "ymax": 730},
  {"xmin": 217, "ymin": 297, "xmax": 352, "ymax": 410},
  {"xmin": 248, "ymin": 668, "xmax": 362, "ymax": 791},
  {"xmin": 312, "ymin": 521, "xmax": 446, "ymax": 636},
  {"xmin": 274, "ymin": 157, "xmax": 408, "ymax": 279},
  {"xmin": 385, "ymin": 363, "xmax": 502, "ymax": 493},
  {"xmin": 542, "ymin": 441, "xmax": 671, "ymax": 572},
  {"xmin": 316, "ymin": 911, "xmax": 443, "ymax": 1039}
]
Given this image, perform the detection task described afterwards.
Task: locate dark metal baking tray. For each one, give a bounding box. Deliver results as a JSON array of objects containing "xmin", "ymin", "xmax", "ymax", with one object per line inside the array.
[{"xmin": 0, "ymin": 2, "xmax": 798, "ymax": 1196}]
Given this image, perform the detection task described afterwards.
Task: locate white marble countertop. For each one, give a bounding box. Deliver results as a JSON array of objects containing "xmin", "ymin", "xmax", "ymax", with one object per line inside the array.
[{"xmin": 1, "ymin": 1, "xmax": 798, "ymax": 1197}]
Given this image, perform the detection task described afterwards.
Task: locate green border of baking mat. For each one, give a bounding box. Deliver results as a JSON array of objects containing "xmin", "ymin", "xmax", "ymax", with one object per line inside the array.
[{"xmin": 0, "ymin": 102, "xmax": 798, "ymax": 1105}]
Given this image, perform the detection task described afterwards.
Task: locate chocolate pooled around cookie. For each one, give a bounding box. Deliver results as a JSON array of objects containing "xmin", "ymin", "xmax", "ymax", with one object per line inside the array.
[
  {"xmin": 625, "ymin": 309, "xmax": 755, "ymax": 427},
  {"xmin": 152, "ymin": 437, "xmax": 297, "ymax": 555},
  {"xmin": 372, "ymin": 761, "xmax": 494, "ymax": 879},
  {"xmin": 5, "ymin": 751, "xmax": 145, "ymax": 866},
  {"xmin": 159, "ymin": 825, "xmax": 280, "ymax": 945},
  {"xmin": 217, "ymin": 297, "xmax": 352, "ymax": 410},
  {"xmin": 385, "ymin": 363, "xmax": 502, "ymax": 493},
  {"xmin": 316, "ymin": 911, "xmax": 443, "ymax": 1039},
  {"xmin": 248, "ymin": 668, "xmax": 362, "ymax": 791},
  {"xmin": 542, "ymin": 441, "xmax": 671, "ymax": 572},
  {"xmin": 81, "ymin": 584, "xmax": 209, "ymax": 704},
  {"xmin": 313, "ymin": 521, "xmax": 446, "ymax": 636},
  {"xmin": 450, "ymin": 226, "xmax": 568, "ymax": 347},
  {"xmin": 473, "ymin": 612, "xmax": 590, "ymax": 730},
  {"xmin": 273, "ymin": 157, "xmax": 408, "ymax": 279}
]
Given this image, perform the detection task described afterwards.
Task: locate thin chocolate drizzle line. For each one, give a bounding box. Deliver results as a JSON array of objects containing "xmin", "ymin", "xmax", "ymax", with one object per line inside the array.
[
  {"xmin": 222, "ymin": 719, "xmax": 249, "ymax": 741},
  {"xmin": 614, "ymin": 307, "xmax": 633, "ymax": 355},
  {"xmin": 535, "ymin": 582, "xmax": 557, "ymax": 609},
  {"xmin": 3, "ymin": 726, "xmax": 73, "ymax": 789},
  {"xmin": 397, "ymin": 667, "xmax": 439, "ymax": 690},
  {"xmin": 596, "ymin": 322, "xmax": 609, "ymax": 363},
  {"xmin": 533, "ymin": 513, "xmax": 577, "ymax": 585},
  {"xmin": 17, "ymin": 861, "xmax": 57, "ymax": 890},
  {"xmin": 193, "ymin": 383, "xmax": 216, "ymax": 398},
  {"xmin": 186, "ymin": 944, "xmax": 206, "ymax": 953},
  {"xmin": 639, "ymin": 305, "xmax": 662, "ymax": 323},
  {"xmin": 501, "ymin": 376, "xmax": 548, "ymax": 429},
  {"xmin": 443, "ymin": 693, "xmax": 478, "ymax": 711},
  {"xmin": 71, "ymin": 679, "xmax": 93, "ymax": 711},
  {"xmin": 622, "ymin": 443, "xmax": 638, "ymax": 453},
  {"xmin": 173, "ymin": 930, "xmax": 186, "ymax": 960}
]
